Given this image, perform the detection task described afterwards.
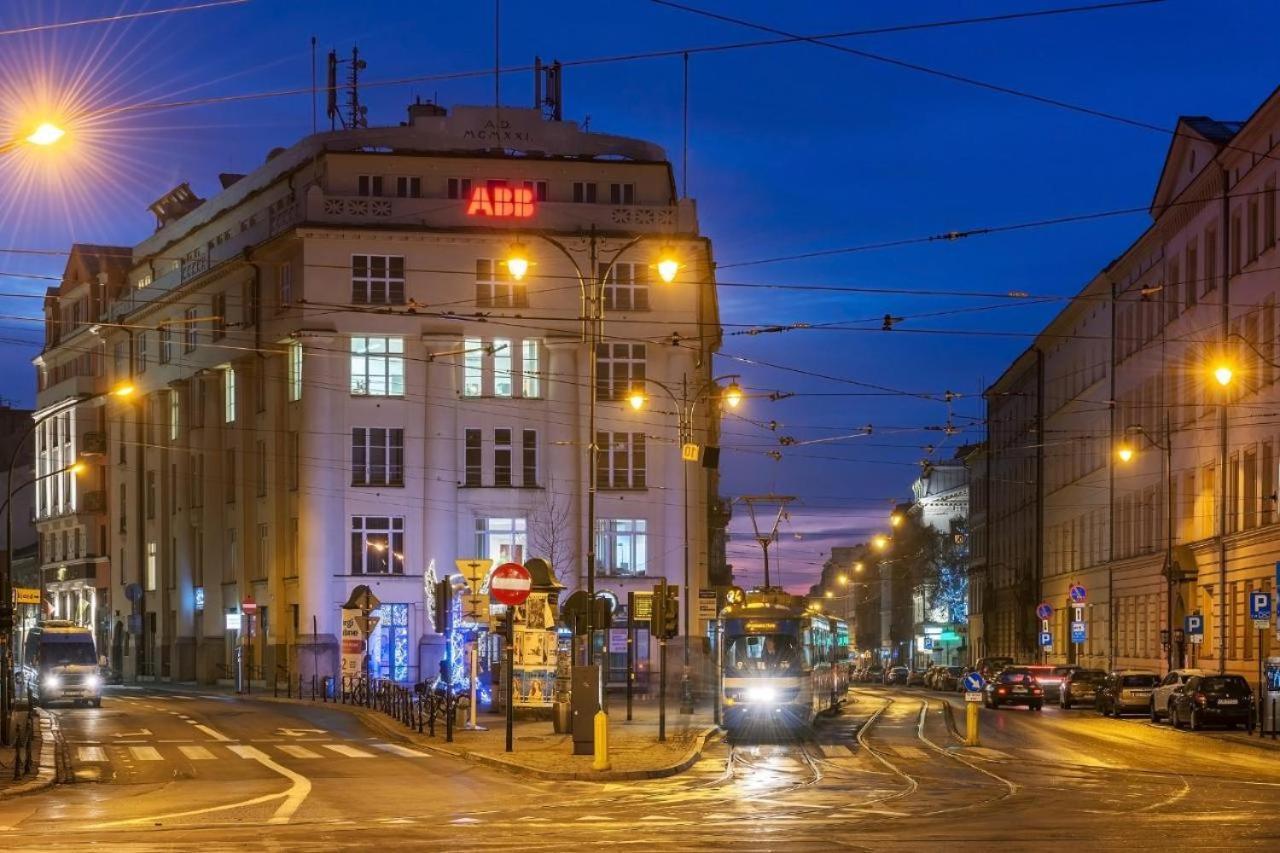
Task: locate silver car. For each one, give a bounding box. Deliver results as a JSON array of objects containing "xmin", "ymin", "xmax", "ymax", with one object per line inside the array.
[{"xmin": 1098, "ymin": 670, "xmax": 1160, "ymax": 716}]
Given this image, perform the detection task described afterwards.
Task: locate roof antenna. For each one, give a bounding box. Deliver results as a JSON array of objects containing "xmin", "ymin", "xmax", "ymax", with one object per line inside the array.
[
  {"xmin": 493, "ymin": 0, "xmax": 502, "ymax": 150},
  {"xmin": 326, "ymin": 45, "xmax": 367, "ymax": 130}
]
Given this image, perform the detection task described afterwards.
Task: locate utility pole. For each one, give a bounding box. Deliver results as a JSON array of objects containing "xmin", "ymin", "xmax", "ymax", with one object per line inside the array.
[{"xmin": 741, "ymin": 495, "xmax": 795, "ymax": 588}]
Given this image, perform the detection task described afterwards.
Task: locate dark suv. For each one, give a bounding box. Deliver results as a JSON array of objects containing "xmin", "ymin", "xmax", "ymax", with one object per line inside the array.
[
  {"xmin": 983, "ymin": 667, "xmax": 1045, "ymax": 710},
  {"xmin": 1170, "ymin": 675, "xmax": 1254, "ymax": 731}
]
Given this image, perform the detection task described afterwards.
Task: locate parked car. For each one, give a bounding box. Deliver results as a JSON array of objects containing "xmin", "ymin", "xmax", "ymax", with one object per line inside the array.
[
  {"xmin": 1096, "ymin": 671, "xmax": 1160, "ymax": 716},
  {"xmin": 1059, "ymin": 669, "xmax": 1106, "ymax": 708},
  {"xmin": 937, "ymin": 666, "xmax": 966, "ymax": 692},
  {"xmin": 983, "ymin": 667, "xmax": 1044, "ymax": 710},
  {"xmin": 1149, "ymin": 669, "xmax": 1206, "ymax": 722},
  {"xmin": 907, "ymin": 670, "xmax": 927, "ymax": 687},
  {"xmin": 885, "ymin": 666, "xmax": 910, "ymax": 686},
  {"xmin": 974, "ymin": 656, "xmax": 1015, "ymax": 679},
  {"xmin": 860, "ymin": 665, "xmax": 884, "ymax": 684},
  {"xmin": 1170, "ymin": 675, "xmax": 1254, "ymax": 731},
  {"xmin": 1024, "ymin": 665, "xmax": 1079, "ymax": 702}
]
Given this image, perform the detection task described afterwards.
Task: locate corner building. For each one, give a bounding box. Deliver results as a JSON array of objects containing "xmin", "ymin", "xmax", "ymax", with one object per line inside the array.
[{"xmin": 41, "ymin": 103, "xmax": 722, "ymax": 684}]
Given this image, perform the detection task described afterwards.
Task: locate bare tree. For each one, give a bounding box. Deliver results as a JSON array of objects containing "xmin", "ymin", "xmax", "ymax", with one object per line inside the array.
[{"xmin": 529, "ymin": 484, "xmax": 575, "ymax": 573}]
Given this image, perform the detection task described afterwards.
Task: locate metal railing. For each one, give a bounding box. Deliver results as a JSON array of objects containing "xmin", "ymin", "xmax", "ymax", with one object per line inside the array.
[{"xmin": 263, "ymin": 672, "xmax": 462, "ymax": 743}]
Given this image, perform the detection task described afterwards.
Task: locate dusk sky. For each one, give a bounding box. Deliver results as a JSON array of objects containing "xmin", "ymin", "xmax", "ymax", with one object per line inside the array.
[{"xmin": 0, "ymin": 0, "xmax": 1274, "ymax": 591}]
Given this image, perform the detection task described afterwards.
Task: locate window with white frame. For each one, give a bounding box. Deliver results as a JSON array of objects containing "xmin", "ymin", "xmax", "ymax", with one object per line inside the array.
[
  {"xmin": 609, "ymin": 183, "xmax": 635, "ymax": 205},
  {"xmin": 572, "ymin": 181, "xmax": 597, "ymax": 203},
  {"xmin": 475, "ymin": 259, "xmax": 525, "ymax": 308},
  {"xmin": 395, "ymin": 176, "xmax": 421, "ymax": 198},
  {"xmin": 287, "ymin": 340, "xmax": 303, "ymax": 401},
  {"xmin": 464, "ymin": 429, "xmax": 482, "ymax": 486},
  {"xmin": 158, "ymin": 325, "xmax": 172, "ymax": 364},
  {"xmin": 463, "ymin": 337, "xmax": 484, "ymax": 396},
  {"xmin": 446, "ymin": 177, "xmax": 472, "ymax": 199},
  {"xmin": 521, "ymin": 340, "xmax": 541, "ymax": 398},
  {"xmin": 493, "ymin": 338, "xmax": 513, "ymax": 397},
  {"xmin": 184, "ymin": 307, "xmax": 199, "ymax": 352},
  {"xmin": 350, "ymin": 516, "xmax": 404, "ymax": 574},
  {"xmin": 475, "ymin": 517, "xmax": 526, "ymax": 565},
  {"xmin": 350, "ymin": 336, "xmax": 405, "ymax": 396},
  {"xmin": 595, "ymin": 343, "xmax": 645, "ymax": 401},
  {"xmin": 224, "ymin": 367, "xmax": 236, "ymax": 422},
  {"xmin": 357, "ymin": 175, "xmax": 383, "ymax": 197},
  {"xmin": 494, "ymin": 429, "xmax": 512, "ymax": 487},
  {"xmin": 136, "ymin": 332, "xmax": 149, "ymax": 373},
  {"xmin": 522, "ymin": 429, "xmax": 538, "ymax": 486},
  {"xmin": 146, "ymin": 541, "xmax": 158, "ymax": 590},
  {"xmin": 351, "ymin": 255, "xmax": 405, "ymax": 305},
  {"xmin": 352, "ymin": 427, "xmax": 404, "ymax": 486},
  {"xmin": 277, "ymin": 262, "xmax": 293, "ymax": 310},
  {"xmin": 596, "ymin": 519, "xmax": 647, "ymax": 577},
  {"xmin": 169, "ymin": 389, "xmax": 180, "ymax": 441},
  {"xmin": 596, "ymin": 432, "xmax": 646, "ymax": 489},
  {"xmin": 601, "ymin": 262, "xmax": 649, "ymax": 311}
]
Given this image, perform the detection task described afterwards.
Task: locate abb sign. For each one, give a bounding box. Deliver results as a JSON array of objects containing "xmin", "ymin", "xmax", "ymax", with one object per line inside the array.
[{"xmin": 466, "ymin": 185, "xmax": 535, "ymax": 218}]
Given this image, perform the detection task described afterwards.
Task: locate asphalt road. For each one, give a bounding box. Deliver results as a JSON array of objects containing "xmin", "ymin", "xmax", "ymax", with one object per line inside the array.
[{"xmin": 3, "ymin": 684, "xmax": 1280, "ymax": 850}]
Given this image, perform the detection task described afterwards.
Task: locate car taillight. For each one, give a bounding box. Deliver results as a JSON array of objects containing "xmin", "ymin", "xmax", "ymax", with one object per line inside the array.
[
  {"xmin": 1195, "ymin": 692, "xmax": 1207, "ymax": 705},
  {"xmin": 997, "ymin": 687, "xmax": 1007, "ymax": 694},
  {"xmin": 1032, "ymin": 688, "xmax": 1042, "ymax": 695}
]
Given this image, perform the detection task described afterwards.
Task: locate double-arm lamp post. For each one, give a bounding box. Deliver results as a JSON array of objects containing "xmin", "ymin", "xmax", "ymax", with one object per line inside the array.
[
  {"xmin": 626, "ymin": 374, "xmax": 742, "ymax": 714},
  {"xmin": 1, "ymin": 383, "xmax": 132, "ymax": 744}
]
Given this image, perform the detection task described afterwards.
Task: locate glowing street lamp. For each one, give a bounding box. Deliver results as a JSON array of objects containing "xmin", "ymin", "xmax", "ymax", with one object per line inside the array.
[
  {"xmin": 25, "ymin": 122, "xmax": 65, "ymax": 147},
  {"xmin": 890, "ymin": 512, "xmax": 903, "ymax": 528},
  {"xmin": 504, "ymin": 243, "xmax": 530, "ymax": 281},
  {"xmin": 824, "ymin": 590, "xmax": 834, "ymax": 599},
  {"xmin": 1117, "ymin": 445, "xmax": 1135, "ymax": 464},
  {"xmin": 837, "ymin": 574, "xmax": 849, "ymax": 586},
  {"xmin": 1214, "ymin": 364, "xmax": 1234, "ymax": 387},
  {"xmin": 872, "ymin": 535, "xmax": 890, "ymax": 551},
  {"xmin": 723, "ymin": 381, "xmax": 743, "ymax": 409},
  {"xmin": 854, "ymin": 562, "xmax": 864, "ymax": 573},
  {"xmin": 627, "ymin": 388, "xmax": 647, "ymax": 411},
  {"xmin": 656, "ymin": 250, "xmax": 680, "ymax": 284}
]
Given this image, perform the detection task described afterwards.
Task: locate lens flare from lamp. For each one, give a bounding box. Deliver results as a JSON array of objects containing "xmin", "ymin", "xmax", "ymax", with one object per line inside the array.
[
  {"xmin": 656, "ymin": 256, "xmax": 680, "ymax": 284},
  {"xmin": 25, "ymin": 122, "xmax": 65, "ymax": 146},
  {"xmin": 627, "ymin": 389, "xmax": 647, "ymax": 411},
  {"xmin": 1117, "ymin": 446, "xmax": 1134, "ymax": 463},
  {"xmin": 1214, "ymin": 365, "xmax": 1233, "ymax": 386},
  {"xmin": 505, "ymin": 250, "xmax": 529, "ymax": 281},
  {"xmin": 723, "ymin": 382, "xmax": 743, "ymax": 409}
]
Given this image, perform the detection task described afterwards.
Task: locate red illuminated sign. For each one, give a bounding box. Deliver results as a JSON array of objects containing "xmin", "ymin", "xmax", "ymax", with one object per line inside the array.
[{"xmin": 466, "ymin": 185, "xmax": 535, "ymax": 218}]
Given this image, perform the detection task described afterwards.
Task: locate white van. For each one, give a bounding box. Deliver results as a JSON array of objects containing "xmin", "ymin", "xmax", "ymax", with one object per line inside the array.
[{"xmin": 22, "ymin": 620, "xmax": 102, "ymax": 707}]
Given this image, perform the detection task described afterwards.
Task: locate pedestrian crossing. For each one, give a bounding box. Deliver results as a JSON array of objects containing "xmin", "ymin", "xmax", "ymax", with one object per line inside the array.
[{"xmin": 73, "ymin": 740, "xmax": 433, "ymax": 766}]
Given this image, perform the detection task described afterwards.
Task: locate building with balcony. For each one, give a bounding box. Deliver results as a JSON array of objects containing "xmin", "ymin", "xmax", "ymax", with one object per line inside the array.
[{"xmin": 37, "ymin": 100, "xmax": 725, "ymax": 685}]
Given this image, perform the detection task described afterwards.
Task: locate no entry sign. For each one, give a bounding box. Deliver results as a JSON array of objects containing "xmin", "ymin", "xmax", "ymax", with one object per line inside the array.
[{"xmin": 489, "ymin": 562, "xmax": 532, "ymax": 607}]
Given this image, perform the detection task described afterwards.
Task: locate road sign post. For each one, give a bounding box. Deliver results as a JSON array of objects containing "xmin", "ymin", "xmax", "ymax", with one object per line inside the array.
[
  {"xmin": 962, "ymin": 671, "xmax": 985, "ymax": 746},
  {"xmin": 488, "ymin": 563, "xmax": 532, "ymax": 755}
]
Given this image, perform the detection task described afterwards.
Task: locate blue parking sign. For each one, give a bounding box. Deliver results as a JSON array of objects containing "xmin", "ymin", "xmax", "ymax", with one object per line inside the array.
[
  {"xmin": 1039, "ymin": 631, "xmax": 1053, "ymax": 648},
  {"xmin": 1185, "ymin": 614, "xmax": 1204, "ymax": 634},
  {"xmin": 1071, "ymin": 621, "xmax": 1086, "ymax": 643},
  {"xmin": 1250, "ymin": 591, "xmax": 1272, "ymax": 621}
]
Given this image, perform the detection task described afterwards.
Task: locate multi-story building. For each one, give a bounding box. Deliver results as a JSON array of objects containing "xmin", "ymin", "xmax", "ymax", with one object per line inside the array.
[
  {"xmin": 907, "ymin": 451, "xmax": 970, "ymax": 666},
  {"xmin": 973, "ymin": 87, "xmax": 1280, "ymax": 680},
  {"xmin": 31, "ymin": 244, "xmax": 130, "ymax": 657},
  {"xmin": 36, "ymin": 101, "xmax": 724, "ymax": 685}
]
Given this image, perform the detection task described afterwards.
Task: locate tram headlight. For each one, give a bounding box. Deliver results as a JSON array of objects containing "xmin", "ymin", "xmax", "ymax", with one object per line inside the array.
[{"xmin": 745, "ymin": 686, "xmax": 777, "ymax": 703}]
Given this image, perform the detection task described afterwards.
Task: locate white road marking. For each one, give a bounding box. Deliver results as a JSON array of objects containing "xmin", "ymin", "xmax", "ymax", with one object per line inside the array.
[
  {"xmin": 112, "ymin": 728, "xmax": 152, "ymax": 738},
  {"xmin": 178, "ymin": 745, "xmax": 216, "ymax": 760},
  {"xmin": 229, "ymin": 745, "xmax": 269, "ymax": 760},
  {"xmin": 371, "ymin": 742, "xmax": 429, "ymax": 758},
  {"xmin": 76, "ymin": 746, "xmax": 107, "ymax": 763},
  {"xmin": 194, "ymin": 724, "xmax": 231, "ymax": 742},
  {"xmin": 322, "ymin": 743, "xmax": 374, "ymax": 758},
  {"xmin": 129, "ymin": 746, "xmax": 163, "ymax": 761},
  {"xmin": 278, "ymin": 745, "xmax": 322, "ymax": 759}
]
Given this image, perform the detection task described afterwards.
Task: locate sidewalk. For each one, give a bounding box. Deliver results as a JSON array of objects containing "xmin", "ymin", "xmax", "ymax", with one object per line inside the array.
[
  {"xmin": 200, "ymin": 683, "xmax": 720, "ymax": 782},
  {"xmin": 0, "ymin": 709, "xmax": 59, "ymax": 801}
]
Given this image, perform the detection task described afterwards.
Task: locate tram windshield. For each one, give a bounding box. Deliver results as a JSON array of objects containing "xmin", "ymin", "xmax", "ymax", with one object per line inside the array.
[{"xmin": 725, "ymin": 634, "xmax": 801, "ymax": 675}]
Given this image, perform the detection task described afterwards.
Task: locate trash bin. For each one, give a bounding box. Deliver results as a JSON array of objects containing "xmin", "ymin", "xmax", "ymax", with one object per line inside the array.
[
  {"xmin": 234, "ymin": 646, "xmax": 245, "ymax": 694},
  {"xmin": 553, "ymin": 700, "xmax": 572, "ymax": 734}
]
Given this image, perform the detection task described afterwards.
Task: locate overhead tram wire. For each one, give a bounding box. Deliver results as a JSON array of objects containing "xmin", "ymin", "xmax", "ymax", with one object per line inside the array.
[{"xmin": 0, "ymin": 1, "xmax": 249, "ymax": 38}]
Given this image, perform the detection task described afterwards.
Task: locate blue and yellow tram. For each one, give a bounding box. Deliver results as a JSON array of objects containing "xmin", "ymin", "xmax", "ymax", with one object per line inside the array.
[{"xmin": 720, "ymin": 589, "xmax": 849, "ymax": 736}]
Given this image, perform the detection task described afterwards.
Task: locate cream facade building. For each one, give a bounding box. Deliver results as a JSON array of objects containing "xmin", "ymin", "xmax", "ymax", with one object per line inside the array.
[{"xmin": 35, "ymin": 102, "xmax": 723, "ymax": 684}]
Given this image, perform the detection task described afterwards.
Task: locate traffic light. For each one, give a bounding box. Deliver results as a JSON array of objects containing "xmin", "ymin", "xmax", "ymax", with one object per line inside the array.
[
  {"xmin": 432, "ymin": 579, "xmax": 451, "ymax": 635},
  {"xmin": 650, "ymin": 581, "xmax": 679, "ymax": 639}
]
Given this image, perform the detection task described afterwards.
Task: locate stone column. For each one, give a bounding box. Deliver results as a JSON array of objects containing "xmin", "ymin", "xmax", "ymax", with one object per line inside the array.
[
  {"xmin": 419, "ymin": 334, "xmax": 460, "ymax": 678},
  {"xmin": 546, "ymin": 337, "xmax": 583, "ymax": 589}
]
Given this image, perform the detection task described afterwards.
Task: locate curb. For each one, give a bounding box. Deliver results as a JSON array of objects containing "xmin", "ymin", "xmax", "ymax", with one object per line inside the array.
[
  {"xmin": 219, "ymin": 690, "xmax": 719, "ymax": 782},
  {"xmin": 0, "ymin": 710, "xmax": 58, "ymax": 801}
]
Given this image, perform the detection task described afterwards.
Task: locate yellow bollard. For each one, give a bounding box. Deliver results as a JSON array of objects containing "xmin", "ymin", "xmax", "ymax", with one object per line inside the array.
[
  {"xmin": 593, "ymin": 710, "xmax": 612, "ymax": 771},
  {"xmin": 966, "ymin": 700, "xmax": 980, "ymax": 746}
]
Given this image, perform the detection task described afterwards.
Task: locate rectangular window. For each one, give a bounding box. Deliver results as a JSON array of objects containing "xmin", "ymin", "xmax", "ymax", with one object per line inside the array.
[
  {"xmin": 158, "ymin": 325, "xmax": 172, "ymax": 364},
  {"xmin": 1249, "ymin": 198, "xmax": 1260, "ymax": 262},
  {"xmin": 395, "ymin": 176, "xmax": 421, "ymax": 198},
  {"xmin": 192, "ymin": 527, "xmax": 203, "ymax": 586},
  {"xmin": 193, "ymin": 377, "xmax": 206, "ymax": 428},
  {"xmin": 256, "ymin": 439, "xmax": 267, "ymax": 496},
  {"xmin": 212, "ymin": 292, "xmax": 226, "ymax": 340},
  {"xmin": 190, "ymin": 452, "xmax": 203, "ymax": 508},
  {"xmin": 1185, "ymin": 239, "xmax": 1198, "ymax": 309},
  {"xmin": 1231, "ymin": 210, "xmax": 1242, "ymax": 275},
  {"xmin": 289, "ymin": 518, "xmax": 299, "ymax": 576},
  {"xmin": 170, "ymin": 463, "xmax": 178, "ymax": 514},
  {"xmin": 597, "ymin": 432, "xmax": 646, "ymax": 489},
  {"xmin": 278, "ymin": 262, "xmax": 293, "ymax": 310},
  {"xmin": 601, "ymin": 262, "xmax": 649, "ymax": 311},
  {"xmin": 169, "ymin": 389, "xmax": 180, "ymax": 441},
  {"xmin": 136, "ymin": 332, "xmax": 148, "ymax": 373},
  {"xmin": 475, "ymin": 517, "xmax": 525, "ymax": 565},
  {"xmin": 463, "ymin": 337, "xmax": 484, "ymax": 396},
  {"xmin": 521, "ymin": 340, "xmax": 541, "ymax": 398},
  {"xmin": 357, "ymin": 175, "xmax": 383, "ymax": 197},
  {"xmin": 118, "ymin": 483, "xmax": 126, "ymax": 532},
  {"xmin": 255, "ymin": 361, "xmax": 266, "ymax": 412},
  {"xmin": 493, "ymin": 338, "xmax": 513, "ymax": 397},
  {"xmin": 184, "ymin": 307, "xmax": 199, "ymax": 352},
  {"xmin": 609, "ymin": 182, "xmax": 635, "ymax": 205},
  {"xmin": 494, "ymin": 429, "xmax": 512, "ymax": 487},
  {"xmin": 596, "ymin": 519, "xmax": 647, "ymax": 577},
  {"xmin": 287, "ymin": 340, "xmax": 302, "ymax": 401},
  {"xmin": 225, "ymin": 448, "xmax": 236, "ymax": 502},
  {"xmin": 596, "ymin": 343, "xmax": 645, "ymax": 401},
  {"xmin": 255, "ymin": 523, "xmax": 269, "ymax": 580},
  {"xmin": 1245, "ymin": 447, "xmax": 1259, "ymax": 531},
  {"xmin": 447, "ymin": 177, "xmax": 472, "ymax": 199},
  {"xmin": 351, "ymin": 255, "xmax": 405, "ymax": 305},
  {"xmin": 113, "ymin": 342, "xmax": 127, "ymax": 378},
  {"xmin": 475, "ymin": 259, "xmax": 525, "ymax": 308},
  {"xmin": 224, "ymin": 367, "xmax": 237, "ymax": 422},
  {"xmin": 522, "ymin": 429, "xmax": 537, "ymax": 487},
  {"xmin": 242, "ymin": 277, "xmax": 259, "ymax": 328},
  {"xmin": 288, "ymin": 431, "xmax": 299, "ymax": 490},
  {"xmin": 1267, "ymin": 178, "xmax": 1277, "ymax": 250},
  {"xmin": 350, "ymin": 336, "xmax": 405, "ymax": 396},
  {"xmin": 225, "ymin": 528, "xmax": 238, "ymax": 582},
  {"xmin": 572, "ymin": 181, "xmax": 597, "ymax": 203},
  {"xmin": 1166, "ymin": 259, "xmax": 1179, "ymax": 324},
  {"xmin": 464, "ymin": 429, "xmax": 482, "ymax": 487},
  {"xmin": 350, "ymin": 516, "xmax": 404, "ymax": 574},
  {"xmin": 146, "ymin": 470, "xmax": 156, "ymax": 519},
  {"xmin": 522, "ymin": 179, "xmax": 548, "ymax": 202},
  {"xmin": 351, "ymin": 427, "xmax": 405, "ymax": 486},
  {"xmin": 1203, "ymin": 225, "xmax": 1217, "ymax": 295},
  {"xmin": 146, "ymin": 542, "xmax": 157, "ymax": 591}
]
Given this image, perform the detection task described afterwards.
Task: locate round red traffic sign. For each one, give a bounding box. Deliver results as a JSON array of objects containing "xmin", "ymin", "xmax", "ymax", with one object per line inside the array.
[{"xmin": 489, "ymin": 562, "xmax": 532, "ymax": 607}]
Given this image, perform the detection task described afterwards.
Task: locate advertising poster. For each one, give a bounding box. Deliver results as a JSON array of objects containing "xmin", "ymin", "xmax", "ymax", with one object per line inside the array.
[{"xmin": 340, "ymin": 608, "xmax": 365, "ymax": 678}]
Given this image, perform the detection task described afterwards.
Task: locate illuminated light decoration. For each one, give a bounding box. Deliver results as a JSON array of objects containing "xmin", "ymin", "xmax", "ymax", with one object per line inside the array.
[{"xmin": 466, "ymin": 185, "xmax": 536, "ymax": 218}]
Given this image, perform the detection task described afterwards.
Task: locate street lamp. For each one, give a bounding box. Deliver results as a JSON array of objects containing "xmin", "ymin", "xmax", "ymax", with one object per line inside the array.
[
  {"xmin": 627, "ymin": 373, "xmax": 742, "ymax": 714},
  {"xmin": 1, "ymin": 382, "xmax": 132, "ymax": 744},
  {"xmin": 0, "ymin": 121, "xmax": 67, "ymax": 156},
  {"xmin": 890, "ymin": 512, "xmax": 903, "ymax": 528},
  {"xmin": 872, "ymin": 535, "xmax": 890, "ymax": 551},
  {"xmin": 1213, "ymin": 363, "xmax": 1234, "ymax": 387}
]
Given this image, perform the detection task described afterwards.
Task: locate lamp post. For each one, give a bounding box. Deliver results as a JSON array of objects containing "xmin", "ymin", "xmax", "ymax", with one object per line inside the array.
[
  {"xmin": 0, "ymin": 122, "xmax": 67, "ymax": 156},
  {"xmin": 505, "ymin": 234, "xmax": 681, "ymax": 679},
  {"xmin": 626, "ymin": 374, "xmax": 742, "ymax": 714},
  {"xmin": 1116, "ymin": 413, "xmax": 1175, "ymax": 671},
  {"xmin": 1, "ymin": 384, "xmax": 131, "ymax": 744}
]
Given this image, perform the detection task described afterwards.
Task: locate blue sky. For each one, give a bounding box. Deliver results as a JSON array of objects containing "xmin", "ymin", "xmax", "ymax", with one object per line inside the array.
[{"xmin": 1, "ymin": 0, "xmax": 1276, "ymax": 590}]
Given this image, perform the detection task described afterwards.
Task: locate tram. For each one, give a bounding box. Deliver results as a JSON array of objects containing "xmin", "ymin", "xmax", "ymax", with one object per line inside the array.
[{"xmin": 720, "ymin": 589, "xmax": 850, "ymax": 737}]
